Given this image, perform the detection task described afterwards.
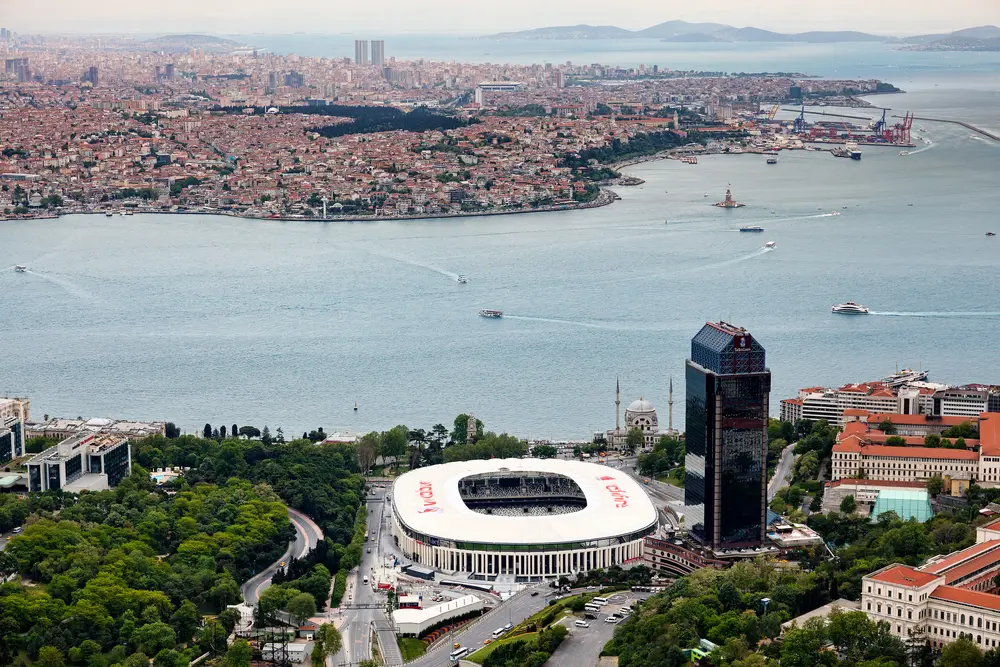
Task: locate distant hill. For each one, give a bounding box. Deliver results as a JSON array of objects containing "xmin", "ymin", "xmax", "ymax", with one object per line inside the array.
[
  {"xmin": 900, "ymin": 26, "xmax": 1000, "ymax": 51},
  {"xmin": 485, "ymin": 22, "xmax": 988, "ymax": 43}
]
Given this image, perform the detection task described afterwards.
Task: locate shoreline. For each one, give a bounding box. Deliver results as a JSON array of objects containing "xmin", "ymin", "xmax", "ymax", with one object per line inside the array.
[{"xmin": 1, "ymin": 188, "xmax": 618, "ymax": 224}]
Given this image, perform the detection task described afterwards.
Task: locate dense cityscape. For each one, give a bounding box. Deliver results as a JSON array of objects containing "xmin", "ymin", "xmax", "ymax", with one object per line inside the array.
[{"xmin": 3, "ymin": 7, "xmax": 1000, "ymax": 667}]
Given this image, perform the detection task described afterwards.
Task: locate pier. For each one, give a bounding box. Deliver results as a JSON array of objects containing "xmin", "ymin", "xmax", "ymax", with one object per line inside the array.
[
  {"xmin": 896, "ymin": 115, "xmax": 1000, "ymax": 142},
  {"xmin": 781, "ymin": 108, "xmax": 875, "ymax": 121}
]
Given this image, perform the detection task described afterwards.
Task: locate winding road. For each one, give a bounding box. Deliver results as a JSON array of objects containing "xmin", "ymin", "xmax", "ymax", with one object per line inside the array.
[{"xmin": 242, "ymin": 507, "xmax": 324, "ymax": 606}]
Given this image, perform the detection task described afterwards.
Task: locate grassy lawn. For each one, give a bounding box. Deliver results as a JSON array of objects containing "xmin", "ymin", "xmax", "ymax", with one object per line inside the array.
[
  {"xmin": 466, "ymin": 632, "xmax": 538, "ymax": 664},
  {"xmin": 398, "ymin": 637, "xmax": 426, "ymax": 661},
  {"xmin": 657, "ymin": 468, "xmax": 685, "ymax": 488}
]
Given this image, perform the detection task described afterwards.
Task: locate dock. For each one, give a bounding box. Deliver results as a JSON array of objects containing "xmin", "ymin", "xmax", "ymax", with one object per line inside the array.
[
  {"xmin": 781, "ymin": 108, "xmax": 875, "ymax": 121},
  {"xmin": 896, "ymin": 115, "xmax": 1000, "ymax": 142}
]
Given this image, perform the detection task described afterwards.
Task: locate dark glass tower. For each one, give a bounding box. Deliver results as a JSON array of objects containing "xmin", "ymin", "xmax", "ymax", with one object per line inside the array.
[{"xmin": 684, "ymin": 321, "xmax": 771, "ymax": 551}]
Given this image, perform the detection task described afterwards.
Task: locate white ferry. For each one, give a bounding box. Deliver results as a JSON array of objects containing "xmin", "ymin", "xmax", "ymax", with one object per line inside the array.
[
  {"xmin": 14, "ymin": 265, "xmax": 27, "ymax": 272},
  {"xmin": 884, "ymin": 368, "xmax": 930, "ymax": 387},
  {"xmin": 479, "ymin": 309, "xmax": 503, "ymax": 319},
  {"xmin": 765, "ymin": 241, "xmax": 776, "ymax": 248},
  {"xmin": 831, "ymin": 301, "xmax": 869, "ymax": 315}
]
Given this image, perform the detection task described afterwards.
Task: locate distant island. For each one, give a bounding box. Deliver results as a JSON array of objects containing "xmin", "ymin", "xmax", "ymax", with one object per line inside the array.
[
  {"xmin": 142, "ymin": 34, "xmax": 250, "ymax": 53},
  {"xmin": 486, "ymin": 20, "xmax": 1000, "ymax": 46}
]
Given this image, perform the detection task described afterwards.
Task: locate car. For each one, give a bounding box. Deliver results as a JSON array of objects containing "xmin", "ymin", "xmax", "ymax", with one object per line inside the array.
[
  {"xmin": 584, "ymin": 613, "xmax": 597, "ymax": 620},
  {"xmin": 12, "ymin": 526, "xmax": 22, "ymax": 534},
  {"xmin": 530, "ymin": 591, "xmax": 539, "ymax": 596},
  {"xmin": 605, "ymin": 616, "xmax": 619, "ymax": 624},
  {"xmin": 367, "ymin": 548, "xmax": 371, "ymax": 553},
  {"xmin": 574, "ymin": 620, "xmax": 590, "ymax": 628},
  {"xmin": 279, "ymin": 561, "xmax": 286, "ymax": 567},
  {"xmin": 586, "ymin": 585, "xmax": 596, "ymax": 590},
  {"xmin": 483, "ymin": 639, "xmax": 492, "ymax": 646},
  {"xmin": 453, "ymin": 643, "xmax": 462, "ymax": 650}
]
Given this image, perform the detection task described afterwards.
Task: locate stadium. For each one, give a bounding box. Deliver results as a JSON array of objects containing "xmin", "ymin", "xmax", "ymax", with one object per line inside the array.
[{"xmin": 390, "ymin": 458, "xmax": 658, "ymax": 578}]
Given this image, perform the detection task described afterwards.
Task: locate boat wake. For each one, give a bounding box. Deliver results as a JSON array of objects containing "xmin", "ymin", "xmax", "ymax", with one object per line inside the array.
[
  {"xmin": 370, "ymin": 251, "xmax": 462, "ymax": 281},
  {"xmin": 906, "ymin": 142, "xmax": 935, "ymax": 155},
  {"xmin": 870, "ymin": 311, "xmax": 1000, "ymax": 318},
  {"xmin": 20, "ymin": 269, "xmax": 98, "ymax": 301}
]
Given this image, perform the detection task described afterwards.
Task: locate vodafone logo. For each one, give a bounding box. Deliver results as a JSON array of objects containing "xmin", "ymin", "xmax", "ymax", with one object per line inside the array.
[
  {"xmin": 417, "ymin": 506, "xmax": 442, "ymax": 515},
  {"xmin": 604, "ymin": 483, "xmax": 630, "ymax": 509},
  {"xmin": 417, "ymin": 480, "xmax": 438, "ymax": 511},
  {"xmin": 597, "ymin": 475, "xmax": 615, "ymax": 481}
]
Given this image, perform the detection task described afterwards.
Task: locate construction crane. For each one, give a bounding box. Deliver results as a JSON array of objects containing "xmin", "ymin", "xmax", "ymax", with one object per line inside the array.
[
  {"xmin": 767, "ymin": 104, "xmax": 779, "ymax": 121},
  {"xmin": 793, "ymin": 105, "xmax": 806, "ymax": 133},
  {"xmin": 841, "ymin": 121, "xmax": 853, "ymax": 139}
]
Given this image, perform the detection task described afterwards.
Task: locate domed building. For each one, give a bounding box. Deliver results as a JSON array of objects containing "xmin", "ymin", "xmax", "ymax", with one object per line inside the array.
[{"xmin": 624, "ymin": 398, "xmax": 659, "ymax": 448}]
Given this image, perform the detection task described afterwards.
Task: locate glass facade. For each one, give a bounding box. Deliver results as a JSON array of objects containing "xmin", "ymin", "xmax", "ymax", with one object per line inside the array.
[
  {"xmin": 685, "ymin": 322, "xmax": 771, "ymax": 550},
  {"xmin": 102, "ymin": 443, "xmax": 131, "ymax": 487},
  {"xmin": 65, "ymin": 453, "xmax": 82, "ymax": 484}
]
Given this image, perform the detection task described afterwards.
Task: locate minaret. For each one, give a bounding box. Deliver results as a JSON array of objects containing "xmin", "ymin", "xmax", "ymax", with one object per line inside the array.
[
  {"xmin": 615, "ymin": 377, "xmax": 621, "ymax": 432},
  {"xmin": 668, "ymin": 376, "xmax": 674, "ymax": 433},
  {"xmin": 466, "ymin": 413, "xmax": 476, "ymax": 442}
]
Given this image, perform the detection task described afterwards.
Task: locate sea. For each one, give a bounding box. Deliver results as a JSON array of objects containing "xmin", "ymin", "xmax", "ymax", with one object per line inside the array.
[{"xmin": 2, "ymin": 40, "xmax": 999, "ymax": 439}]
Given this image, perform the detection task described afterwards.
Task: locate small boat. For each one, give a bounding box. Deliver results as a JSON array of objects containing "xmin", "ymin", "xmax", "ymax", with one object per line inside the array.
[
  {"xmin": 899, "ymin": 151, "xmax": 910, "ymax": 156},
  {"xmin": 14, "ymin": 265, "xmax": 27, "ymax": 272},
  {"xmin": 765, "ymin": 241, "xmax": 776, "ymax": 248},
  {"xmin": 739, "ymin": 226, "xmax": 764, "ymax": 233},
  {"xmin": 457, "ymin": 275, "xmax": 468, "ymax": 284},
  {"xmin": 766, "ymin": 156, "xmax": 778, "ymax": 165},
  {"xmin": 105, "ymin": 211, "xmax": 113, "ymax": 217},
  {"xmin": 831, "ymin": 211, "xmax": 841, "ymax": 216},
  {"xmin": 125, "ymin": 210, "xmax": 134, "ymax": 216},
  {"xmin": 353, "ymin": 401, "xmax": 358, "ymax": 411},
  {"xmin": 988, "ymin": 232, "xmax": 997, "ymax": 237},
  {"xmin": 832, "ymin": 301, "xmax": 870, "ymax": 315},
  {"xmin": 479, "ymin": 309, "xmax": 503, "ymax": 319}
]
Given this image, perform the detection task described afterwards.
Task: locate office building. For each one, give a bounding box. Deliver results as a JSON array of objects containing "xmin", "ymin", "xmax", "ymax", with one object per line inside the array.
[
  {"xmin": 684, "ymin": 321, "xmax": 771, "ymax": 551},
  {"xmin": 0, "ymin": 416, "xmax": 24, "ymax": 465},
  {"xmin": 83, "ymin": 66, "xmax": 99, "ymax": 85},
  {"xmin": 371, "ymin": 40, "xmax": 385, "ymax": 66},
  {"xmin": 26, "ymin": 432, "xmax": 132, "ymax": 493},
  {"xmin": 164, "ymin": 63, "xmax": 175, "ymax": 80},
  {"xmin": 354, "ymin": 40, "xmax": 370, "ymax": 66},
  {"xmin": 283, "ymin": 71, "xmax": 305, "ymax": 88}
]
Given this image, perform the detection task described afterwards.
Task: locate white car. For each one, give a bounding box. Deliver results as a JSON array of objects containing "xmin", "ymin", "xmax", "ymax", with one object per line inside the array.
[
  {"xmin": 574, "ymin": 620, "xmax": 590, "ymax": 628},
  {"xmin": 604, "ymin": 616, "xmax": 619, "ymax": 624}
]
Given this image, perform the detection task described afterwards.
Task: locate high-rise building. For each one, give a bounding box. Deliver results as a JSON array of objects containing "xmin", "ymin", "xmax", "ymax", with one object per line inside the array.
[
  {"xmin": 684, "ymin": 321, "xmax": 771, "ymax": 551},
  {"xmin": 354, "ymin": 40, "xmax": 370, "ymax": 66},
  {"xmin": 164, "ymin": 63, "xmax": 175, "ymax": 80},
  {"xmin": 371, "ymin": 40, "xmax": 385, "ymax": 66},
  {"xmin": 267, "ymin": 71, "xmax": 278, "ymax": 92},
  {"xmin": 83, "ymin": 66, "xmax": 99, "ymax": 85},
  {"xmin": 284, "ymin": 71, "xmax": 305, "ymax": 88}
]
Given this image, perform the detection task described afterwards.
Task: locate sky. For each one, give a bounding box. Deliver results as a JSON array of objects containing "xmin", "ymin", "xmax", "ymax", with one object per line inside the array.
[{"xmin": 4, "ymin": 0, "xmax": 999, "ymax": 36}]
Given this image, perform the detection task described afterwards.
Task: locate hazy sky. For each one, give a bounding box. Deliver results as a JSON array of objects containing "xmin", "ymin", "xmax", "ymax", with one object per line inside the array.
[{"xmin": 5, "ymin": 0, "xmax": 999, "ymax": 36}]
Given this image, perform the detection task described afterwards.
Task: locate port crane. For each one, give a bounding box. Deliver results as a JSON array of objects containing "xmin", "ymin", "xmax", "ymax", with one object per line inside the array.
[
  {"xmin": 793, "ymin": 105, "xmax": 806, "ymax": 133},
  {"xmin": 891, "ymin": 112, "xmax": 914, "ymax": 144},
  {"xmin": 767, "ymin": 104, "xmax": 780, "ymax": 121}
]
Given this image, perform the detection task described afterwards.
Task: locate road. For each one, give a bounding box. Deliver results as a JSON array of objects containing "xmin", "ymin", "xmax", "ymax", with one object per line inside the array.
[
  {"xmin": 768, "ymin": 445, "xmax": 798, "ymax": 503},
  {"xmin": 241, "ymin": 507, "xmax": 324, "ymax": 606},
  {"xmin": 332, "ymin": 489, "xmax": 403, "ymax": 667},
  {"xmin": 407, "ymin": 589, "xmax": 552, "ymax": 667},
  {"xmin": 547, "ymin": 592, "xmax": 648, "ymax": 667}
]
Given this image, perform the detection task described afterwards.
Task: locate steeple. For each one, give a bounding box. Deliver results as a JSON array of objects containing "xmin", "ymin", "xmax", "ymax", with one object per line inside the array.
[
  {"xmin": 668, "ymin": 376, "xmax": 674, "ymax": 433},
  {"xmin": 615, "ymin": 377, "xmax": 621, "ymax": 432}
]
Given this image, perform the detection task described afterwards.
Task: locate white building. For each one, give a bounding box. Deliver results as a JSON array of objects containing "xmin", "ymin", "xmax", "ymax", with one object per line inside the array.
[
  {"xmin": 261, "ymin": 642, "xmax": 308, "ymax": 663},
  {"xmin": 392, "ymin": 595, "xmax": 485, "ymax": 637},
  {"xmin": 26, "ymin": 432, "xmax": 132, "ymax": 492}
]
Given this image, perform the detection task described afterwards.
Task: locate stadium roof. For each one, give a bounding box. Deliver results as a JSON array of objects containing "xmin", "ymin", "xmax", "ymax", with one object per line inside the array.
[{"xmin": 392, "ymin": 459, "xmax": 657, "ymax": 546}]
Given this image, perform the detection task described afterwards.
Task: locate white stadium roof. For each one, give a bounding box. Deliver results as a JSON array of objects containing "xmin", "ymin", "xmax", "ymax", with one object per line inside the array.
[{"xmin": 392, "ymin": 459, "xmax": 657, "ymax": 546}]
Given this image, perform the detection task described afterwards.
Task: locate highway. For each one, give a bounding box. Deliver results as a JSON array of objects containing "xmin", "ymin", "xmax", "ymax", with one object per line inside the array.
[{"xmin": 241, "ymin": 507, "xmax": 324, "ymax": 606}]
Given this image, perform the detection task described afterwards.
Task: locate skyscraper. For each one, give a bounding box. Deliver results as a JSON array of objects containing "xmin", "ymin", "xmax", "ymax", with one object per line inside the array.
[
  {"xmin": 371, "ymin": 40, "xmax": 385, "ymax": 66},
  {"xmin": 83, "ymin": 66, "xmax": 99, "ymax": 86},
  {"xmin": 354, "ymin": 40, "xmax": 370, "ymax": 66},
  {"xmin": 684, "ymin": 321, "xmax": 770, "ymax": 551}
]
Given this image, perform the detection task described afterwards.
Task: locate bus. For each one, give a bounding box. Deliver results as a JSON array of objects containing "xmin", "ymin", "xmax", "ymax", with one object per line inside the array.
[
  {"xmin": 584, "ymin": 603, "xmax": 602, "ymax": 613},
  {"xmin": 591, "ymin": 597, "xmax": 609, "ymax": 606},
  {"xmin": 449, "ymin": 646, "xmax": 469, "ymax": 662},
  {"xmin": 491, "ymin": 628, "xmax": 506, "ymax": 639}
]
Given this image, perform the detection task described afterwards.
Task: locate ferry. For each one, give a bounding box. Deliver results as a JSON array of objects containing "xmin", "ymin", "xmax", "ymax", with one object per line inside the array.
[
  {"xmin": 831, "ymin": 301, "xmax": 869, "ymax": 315},
  {"xmin": 479, "ymin": 309, "xmax": 503, "ymax": 319},
  {"xmin": 884, "ymin": 368, "xmax": 930, "ymax": 387},
  {"xmin": 105, "ymin": 211, "xmax": 114, "ymax": 217},
  {"xmin": 14, "ymin": 265, "xmax": 27, "ymax": 272},
  {"xmin": 739, "ymin": 226, "xmax": 764, "ymax": 233},
  {"xmin": 457, "ymin": 275, "xmax": 468, "ymax": 284},
  {"xmin": 766, "ymin": 155, "xmax": 778, "ymax": 165},
  {"xmin": 765, "ymin": 241, "xmax": 776, "ymax": 248}
]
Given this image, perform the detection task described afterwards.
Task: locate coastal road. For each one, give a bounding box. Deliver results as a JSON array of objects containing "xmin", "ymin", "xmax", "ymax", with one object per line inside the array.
[
  {"xmin": 768, "ymin": 445, "xmax": 798, "ymax": 503},
  {"xmin": 242, "ymin": 507, "xmax": 324, "ymax": 605}
]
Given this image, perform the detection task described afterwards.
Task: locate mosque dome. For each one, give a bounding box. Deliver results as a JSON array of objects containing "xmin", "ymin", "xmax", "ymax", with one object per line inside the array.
[
  {"xmin": 626, "ymin": 398, "xmax": 655, "ymax": 414},
  {"xmin": 624, "ymin": 397, "xmax": 658, "ymax": 432}
]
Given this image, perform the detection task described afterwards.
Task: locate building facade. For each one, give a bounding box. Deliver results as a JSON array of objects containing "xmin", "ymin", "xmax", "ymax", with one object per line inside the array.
[
  {"xmin": 371, "ymin": 40, "xmax": 385, "ymax": 66},
  {"xmin": 354, "ymin": 40, "xmax": 370, "ymax": 66},
  {"xmin": 26, "ymin": 432, "xmax": 132, "ymax": 493},
  {"xmin": 684, "ymin": 321, "xmax": 771, "ymax": 551}
]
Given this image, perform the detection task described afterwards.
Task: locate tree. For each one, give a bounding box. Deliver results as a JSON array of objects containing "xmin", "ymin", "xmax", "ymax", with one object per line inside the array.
[
  {"xmin": 239, "ymin": 426, "xmax": 261, "ymax": 439},
  {"xmin": 232, "ymin": 424, "xmax": 239, "ymax": 438},
  {"xmin": 795, "ymin": 451, "xmax": 820, "ymax": 481},
  {"xmin": 381, "ymin": 425, "xmax": 409, "ymax": 471},
  {"xmin": 533, "ymin": 444, "xmax": 558, "ymax": 459},
  {"xmin": 927, "ymin": 474, "xmax": 945, "ymax": 496},
  {"xmin": 780, "ymin": 624, "xmax": 825, "ymax": 667},
  {"xmin": 203, "ymin": 423, "xmax": 212, "ymax": 439},
  {"xmin": 37, "ymin": 646, "xmax": 66, "ymax": 667},
  {"xmin": 170, "ymin": 600, "xmax": 200, "ymax": 644},
  {"xmin": 275, "ymin": 426, "xmax": 285, "ymax": 443},
  {"xmin": 288, "ymin": 592, "xmax": 318, "ymax": 626},
  {"xmin": 840, "ymin": 495, "xmax": 857, "ymax": 514},
  {"xmin": 451, "ymin": 414, "xmax": 483, "ymax": 444},
  {"xmin": 164, "ymin": 422, "xmax": 180, "ymax": 439},
  {"xmin": 884, "ymin": 436, "xmax": 907, "ymax": 447},
  {"xmin": 358, "ymin": 432, "xmax": 377, "ymax": 473},
  {"xmin": 225, "ymin": 639, "xmax": 253, "ymax": 667},
  {"xmin": 940, "ymin": 636, "xmax": 984, "ymax": 667},
  {"xmin": 134, "ymin": 622, "xmax": 177, "ymax": 656},
  {"xmin": 924, "ymin": 434, "xmax": 942, "ymax": 448},
  {"xmin": 877, "ymin": 419, "xmax": 897, "ymax": 435},
  {"xmin": 196, "ymin": 619, "xmax": 229, "ymax": 657},
  {"xmin": 312, "ymin": 624, "xmax": 343, "ymax": 667},
  {"xmin": 262, "ymin": 426, "xmax": 272, "ymax": 445},
  {"xmin": 220, "ymin": 425, "xmax": 227, "ymax": 439},
  {"xmin": 626, "ymin": 427, "xmax": 645, "ymax": 451}
]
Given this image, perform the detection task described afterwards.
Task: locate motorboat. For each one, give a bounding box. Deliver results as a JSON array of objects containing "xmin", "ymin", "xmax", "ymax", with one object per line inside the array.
[
  {"xmin": 765, "ymin": 241, "xmax": 776, "ymax": 248},
  {"xmin": 740, "ymin": 226, "xmax": 764, "ymax": 233},
  {"xmin": 899, "ymin": 151, "xmax": 910, "ymax": 156},
  {"xmin": 14, "ymin": 265, "xmax": 27, "ymax": 272},
  {"xmin": 766, "ymin": 155, "xmax": 778, "ymax": 165},
  {"xmin": 457, "ymin": 275, "xmax": 468, "ymax": 284},
  {"xmin": 105, "ymin": 211, "xmax": 113, "ymax": 217},
  {"xmin": 354, "ymin": 401, "xmax": 358, "ymax": 411},
  {"xmin": 479, "ymin": 309, "xmax": 503, "ymax": 319},
  {"xmin": 832, "ymin": 301, "xmax": 870, "ymax": 315},
  {"xmin": 988, "ymin": 232, "xmax": 997, "ymax": 237}
]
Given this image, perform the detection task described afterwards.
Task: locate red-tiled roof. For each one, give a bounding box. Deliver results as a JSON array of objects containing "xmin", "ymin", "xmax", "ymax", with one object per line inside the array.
[
  {"xmin": 826, "ymin": 479, "xmax": 925, "ymax": 490},
  {"xmin": 852, "ymin": 444, "xmax": 978, "ymax": 460},
  {"xmin": 921, "ymin": 540, "xmax": 1000, "ymax": 577},
  {"xmin": 782, "ymin": 398, "xmax": 803, "ymax": 406},
  {"xmin": 981, "ymin": 517, "xmax": 1000, "ymax": 532},
  {"xmin": 930, "ymin": 585, "xmax": 1000, "ymax": 612},
  {"xmin": 870, "ymin": 564, "xmax": 940, "ymax": 588},
  {"xmin": 981, "ymin": 414, "xmax": 1000, "ymax": 457},
  {"xmin": 869, "ymin": 413, "xmax": 971, "ymax": 427}
]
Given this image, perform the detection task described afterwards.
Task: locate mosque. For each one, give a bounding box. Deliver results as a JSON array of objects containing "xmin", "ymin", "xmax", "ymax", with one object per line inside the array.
[{"xmin": 598, "ymin": 378, "xmax": 677, "ymax": 451}]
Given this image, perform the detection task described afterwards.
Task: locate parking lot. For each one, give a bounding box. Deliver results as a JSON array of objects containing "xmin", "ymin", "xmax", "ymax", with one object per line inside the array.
[{"xmin": 546, "ymin": 592, "xmax": 645, "ymax": 667}]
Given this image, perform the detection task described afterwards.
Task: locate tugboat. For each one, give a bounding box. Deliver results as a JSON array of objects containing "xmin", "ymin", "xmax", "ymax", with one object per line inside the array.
[
  {"xmin": 713, "ymin": 185, "xmax": 745, "ymax": 209},
  {"xmin": 479, "ymin": 309, "xmax": 504, "ymax": 319}
]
